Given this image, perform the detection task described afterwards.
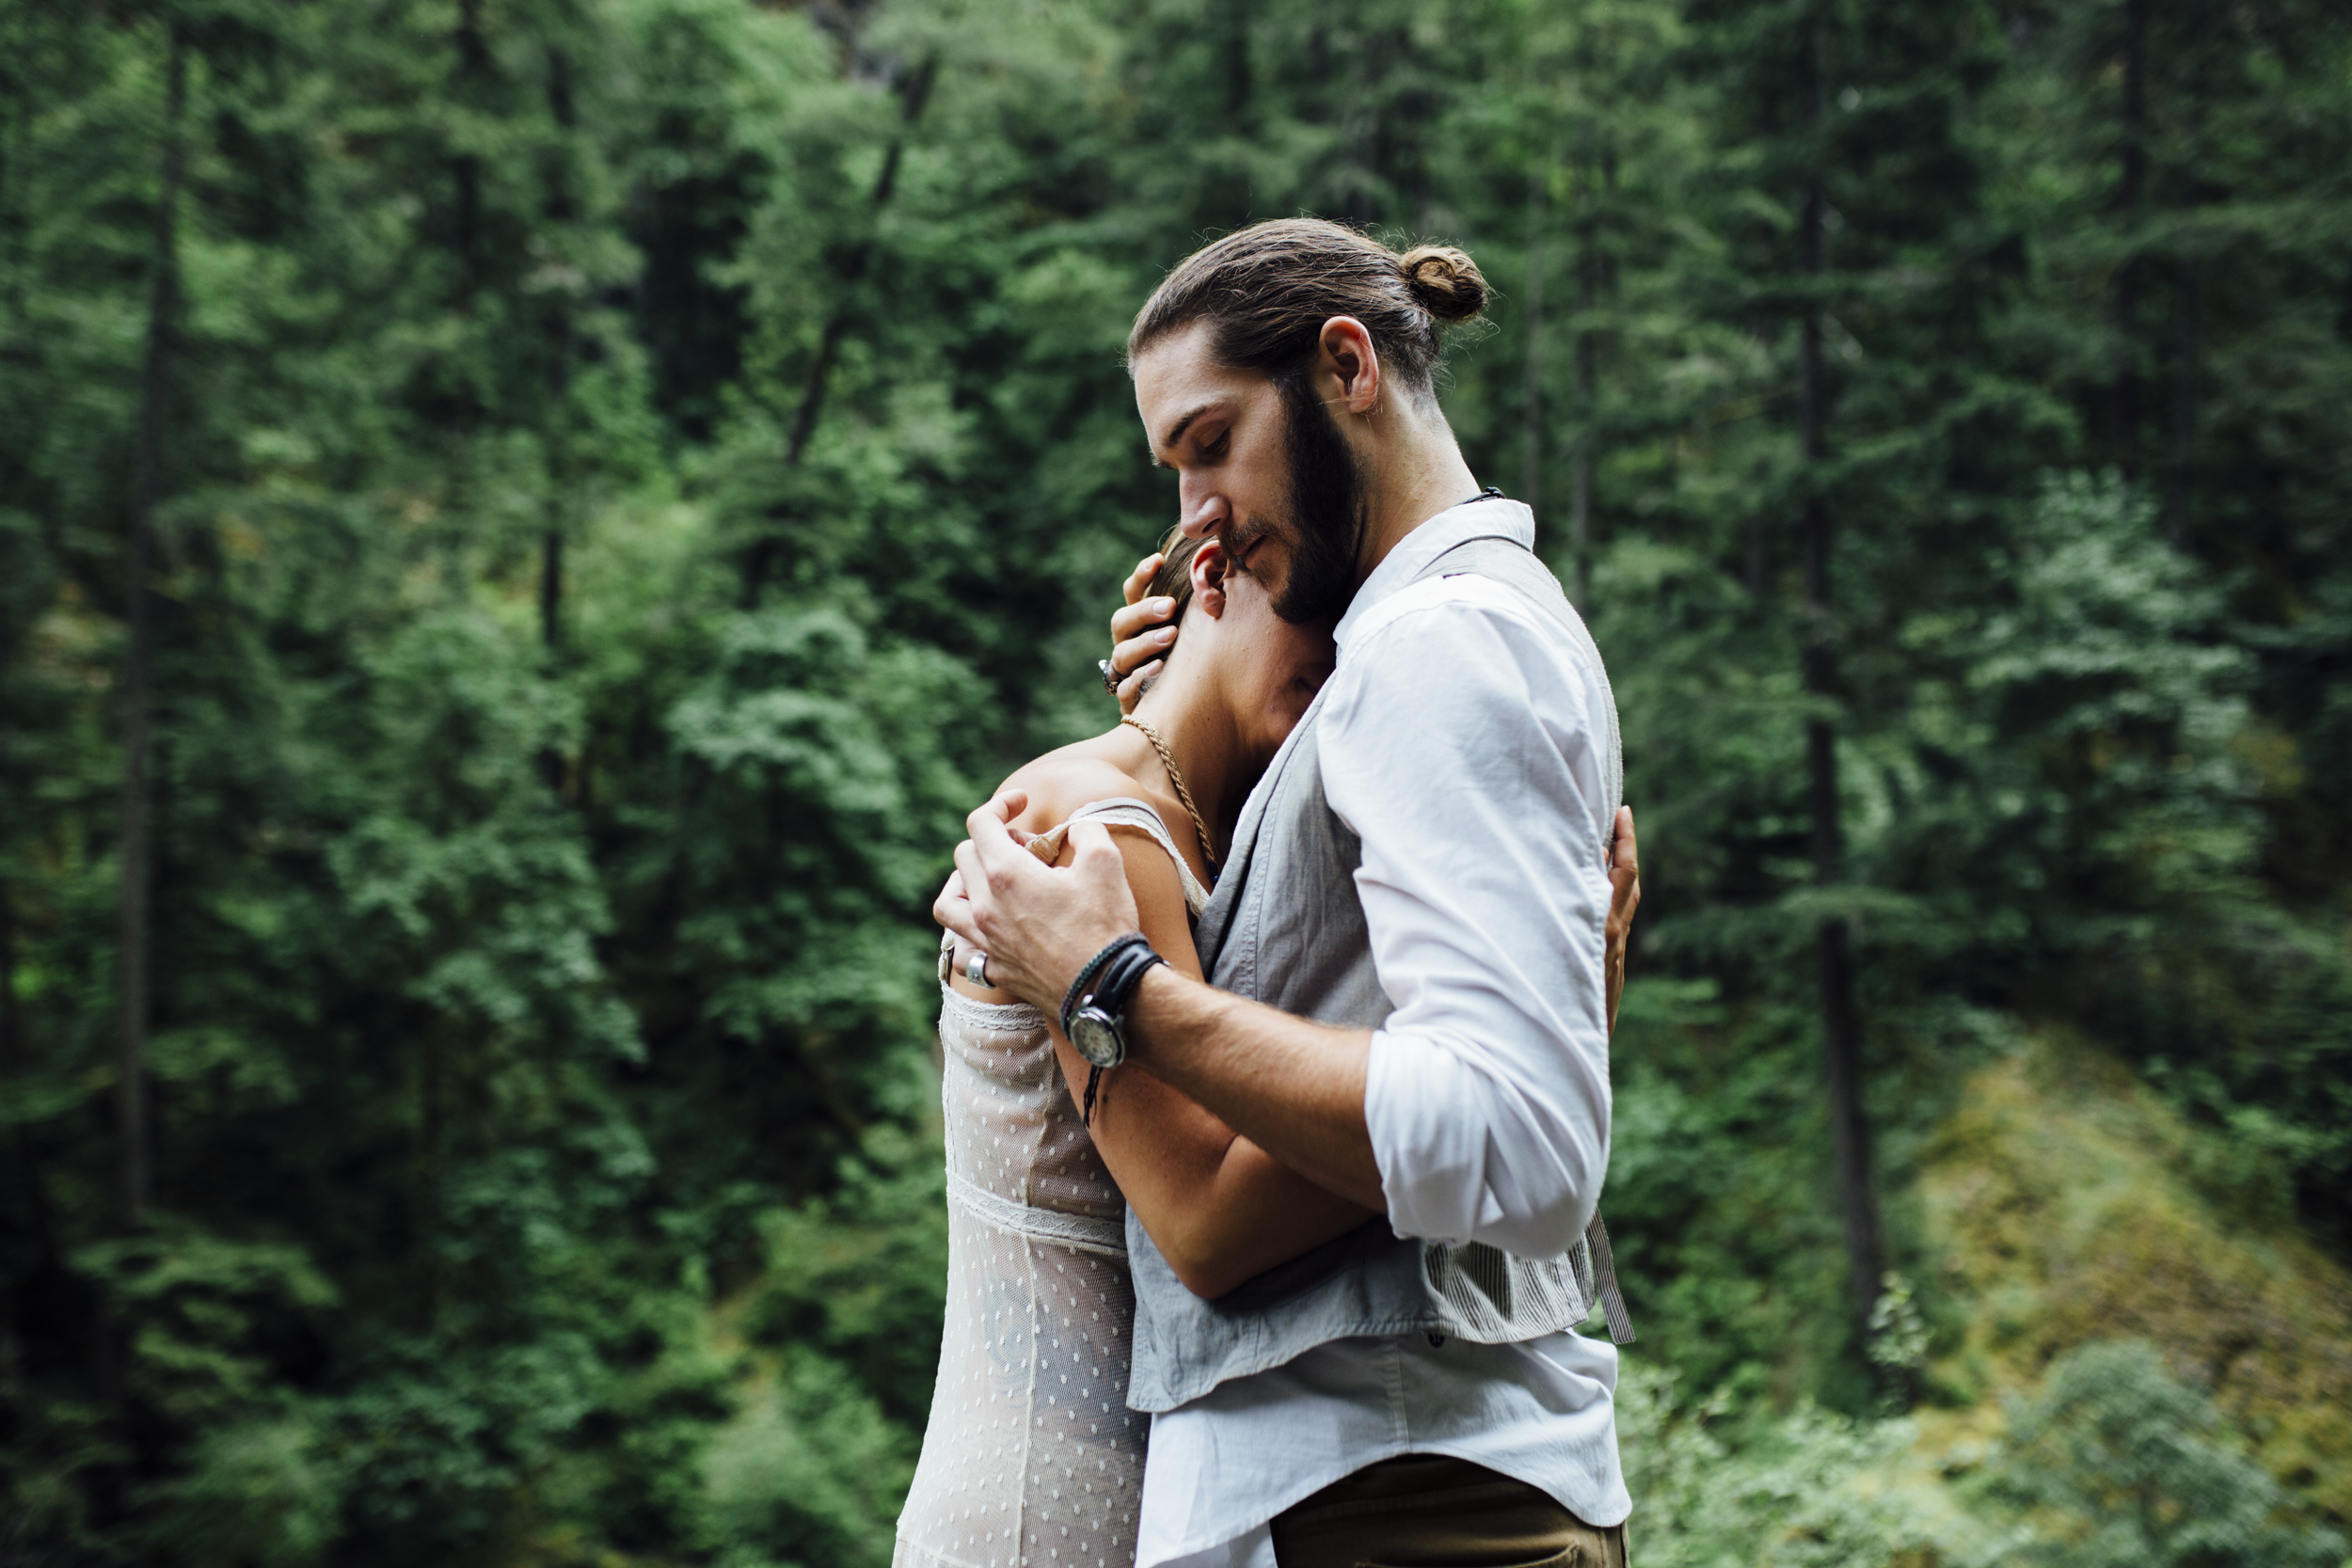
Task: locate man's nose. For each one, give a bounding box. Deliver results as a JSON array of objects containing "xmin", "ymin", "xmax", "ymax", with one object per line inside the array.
[{"xmin": 1179, "ymin": 481, "xmax": 1228, "ymax": 539}]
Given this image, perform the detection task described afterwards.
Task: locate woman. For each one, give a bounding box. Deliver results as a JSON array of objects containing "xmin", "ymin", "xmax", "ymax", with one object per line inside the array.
[
  {"xmin": 895, "ymin": 531, "xmax": 1638, "ymax": 1568},
  {"xmin": 894, "ymin": 526, "xmax": 1374, "ymax": 1568}
]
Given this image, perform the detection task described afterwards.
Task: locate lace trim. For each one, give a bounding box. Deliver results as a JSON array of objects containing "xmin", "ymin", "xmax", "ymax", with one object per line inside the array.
[
  {"xmin": 946, "ymin": 1172, "xmax": 1127, "ymax": 1259},
  {"xmin": 893, "ymin": 1536, "xmax": 981, "ymax": 1568},
  {"xmin": 937, "ymin": 980, "xmax": 1043, "ymax": 1033}
]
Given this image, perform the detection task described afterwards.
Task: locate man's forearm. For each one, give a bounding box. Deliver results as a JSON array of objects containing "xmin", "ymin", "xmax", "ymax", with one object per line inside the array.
[{"xmin": 1124, "ymin": 966, "xmax": 1386, "ymax": 1212}]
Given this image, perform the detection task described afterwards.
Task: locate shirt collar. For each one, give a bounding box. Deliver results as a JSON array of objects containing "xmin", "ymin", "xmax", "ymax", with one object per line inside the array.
[{"xmin": 1333, "ymin": 495, "xmax": 1535, "ymax": 651}]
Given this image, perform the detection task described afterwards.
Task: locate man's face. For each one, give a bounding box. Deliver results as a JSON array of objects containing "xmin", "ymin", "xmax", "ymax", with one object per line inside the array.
[{"xmin": 1134, "ymin": 321, "xmax": 1365, "ymax": 624}]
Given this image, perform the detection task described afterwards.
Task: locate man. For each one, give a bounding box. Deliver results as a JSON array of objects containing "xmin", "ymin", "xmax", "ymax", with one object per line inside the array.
[{"xmin": 938, "ymin": 218, "xmax": 1637, "ymax": 1568}]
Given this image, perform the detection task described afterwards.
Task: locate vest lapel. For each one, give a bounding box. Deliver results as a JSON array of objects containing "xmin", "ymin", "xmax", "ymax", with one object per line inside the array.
[{"xmin": 1192, "ymin": 680, "xmax": 1333, "ymax": 975}]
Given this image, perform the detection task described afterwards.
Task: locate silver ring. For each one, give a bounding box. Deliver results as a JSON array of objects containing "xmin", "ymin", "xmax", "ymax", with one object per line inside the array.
[
  {"xmin": 1098, "ymin": 657, "xmax": 1119, "ymax": 694},
  {"xmin": 966, "ymin": 950, "xmax": 991, "ymax": 988}
]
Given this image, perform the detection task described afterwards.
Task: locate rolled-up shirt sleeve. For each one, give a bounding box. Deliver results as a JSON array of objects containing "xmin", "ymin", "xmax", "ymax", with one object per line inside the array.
[{"xmin": 1321, "ymin": 578, "xmax": 1615, "ymax": 1259}]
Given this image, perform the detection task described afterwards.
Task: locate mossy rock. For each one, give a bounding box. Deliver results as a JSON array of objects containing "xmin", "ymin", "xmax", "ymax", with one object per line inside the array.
[{"xmin": 1917, "ymin": 1043, "xmax": 2352, "ymax": 1523}]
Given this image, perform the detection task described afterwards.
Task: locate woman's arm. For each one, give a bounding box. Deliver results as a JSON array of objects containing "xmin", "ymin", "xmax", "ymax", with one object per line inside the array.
[
  {"xmin": 942, "ymin": 790, "xmax": 1643, "ymax": 1300},
  {"xmin": 951, "ymin": 821, "xmax": 1373, "ymax": 1298},
  {"xmin": 1073, "ymin": 830, "xmax": 1378, "ymax": 1297}
]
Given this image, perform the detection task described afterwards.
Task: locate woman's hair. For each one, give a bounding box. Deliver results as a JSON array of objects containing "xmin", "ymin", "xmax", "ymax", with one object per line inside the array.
[{"xmin": 1125, "ymin": 218, "xmax": 1489, "ymax": 398}]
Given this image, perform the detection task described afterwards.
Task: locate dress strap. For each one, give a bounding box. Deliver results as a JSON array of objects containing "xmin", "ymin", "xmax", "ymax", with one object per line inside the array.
[{"xmin": 1028, "ymin": 797, "xmax": 1213, "ymax": 917}]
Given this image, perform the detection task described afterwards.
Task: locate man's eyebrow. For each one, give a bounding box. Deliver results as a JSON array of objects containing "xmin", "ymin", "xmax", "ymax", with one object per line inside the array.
[{"xmin": 1150, "ymin": 402, "xmax": 1218, "ymax": 467}]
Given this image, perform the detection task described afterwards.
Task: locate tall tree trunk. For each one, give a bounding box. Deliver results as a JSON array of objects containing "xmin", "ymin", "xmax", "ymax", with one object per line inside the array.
[
  {"xmin": 455, "ymin": 0, "xmax": 487, "ymax": 306},
  {"xmin": 1746, "ymin": 487, "xmax": 1769, "ymax": 594},
  {"xmin": 414, "ymin": 1022, "xmax": 444, "ymax": 1331},
  {"xmin": 409, "ymin": 0, "xmax": 494, "ymax": 1322},
  {"xmin": 1570, "ymin": 122, "xmax": 1599, "ymax": 610},
  {"xmin": 1, "ymin": 7, "xmax": 29, "ymax": 325},
  {"xmin": 118, "ymin": 22, "xmax": 187, "ymax": 1228},
  {"xmin": 741, "ymin": 55, "xmax": 937, "ymax": 606},
  {"xmin": 541, "ymin": 41, "xmax": 577, "ymax": 658},
  {"xmin": 1223, "ymin": 0, "xmax": 1253, "ymax": 121},
  {"xmin": 2164, "ymin": 261, "xmax": 2197, "ymax": 548},
  {"xmin": 1519, "ymin": 161, "xmax": 1546, "ymax": 537},
  {"xmin": 0, "ymin": 900, "xmax": 20, "ymax": 1403},
  {"xmin": 2, "ymin": 888, "xmax": 31, "ymax": 1304},
  {"xmin": 540, "ymin": 42, "xmax": 576, "ymax": 793},
  {"xmin": 779, "ymin": 59, "xmax": 935, "ymax": 467},
  {"xmin": 1799, "ymin": 14, "xmax": 1883, "ymax": 1347},
  {"xmin": 2113, "ymin": 0, "xmax": 2147, "ymax": 480},
  {"xmin": 540, "ymin": 529, "xmax": 564, "ymax": 648},
  {"xmin": 1, "ymin": 892, "xmax": 20, "ymax": 1117},
  {"xmin": 441, "ymin": 0, "xmax": 490, "ymax": 598},
  {"xmin": 538, "ymin": 337, "xmax": 567, "ymax": 793}
]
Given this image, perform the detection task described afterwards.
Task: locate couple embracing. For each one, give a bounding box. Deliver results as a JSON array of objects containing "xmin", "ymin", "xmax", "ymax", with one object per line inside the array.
[{"xmin": 908, "ymin": 219, "xmax": 1642, "ymax": 1568}]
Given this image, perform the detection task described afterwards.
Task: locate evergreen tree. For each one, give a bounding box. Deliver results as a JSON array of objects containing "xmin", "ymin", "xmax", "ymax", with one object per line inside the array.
[{"xmin": 3, "ymin": 0, "xmax": 2348, "ymax": 1558}]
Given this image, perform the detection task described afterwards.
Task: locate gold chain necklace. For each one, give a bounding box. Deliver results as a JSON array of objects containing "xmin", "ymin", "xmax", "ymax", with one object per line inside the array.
[{"xmin": 1122, "ymin": 715, "xmax": 1218, "ymax": 873}]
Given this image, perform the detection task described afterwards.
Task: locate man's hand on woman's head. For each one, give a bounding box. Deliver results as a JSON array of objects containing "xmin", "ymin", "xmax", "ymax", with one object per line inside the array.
[
  {"xmin": 1096, "ymin": 542, "xmax": 1639, "ymax": 1033},
  {"xmin": 936, "ymin": 790, "xmax": 1143, "ymax": 1014},
  {"xmin": 1108, "ymin": 550, "xmax": 1180, "ymax": 713}
]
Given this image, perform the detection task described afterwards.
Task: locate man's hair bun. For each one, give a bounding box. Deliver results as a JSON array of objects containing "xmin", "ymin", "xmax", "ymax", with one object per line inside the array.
[
  {"xmin": 1397, "ymin": 245, "xmax": 1489, "ymax": 324},
  {"xmin": 1129, "ymin": 218, "xmax": 1493, "ymax": 395}
]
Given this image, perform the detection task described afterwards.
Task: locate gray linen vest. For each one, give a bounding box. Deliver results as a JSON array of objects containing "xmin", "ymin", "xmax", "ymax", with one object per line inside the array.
[{"xmin": 1122, "ymin": 531, "xmax": 1633, "ymax": 1416}]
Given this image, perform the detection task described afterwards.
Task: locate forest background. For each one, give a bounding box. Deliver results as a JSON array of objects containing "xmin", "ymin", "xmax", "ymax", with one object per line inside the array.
[{"xmin": 5, "ymin": 0, "xmax": 2351, "ymax": 1563}]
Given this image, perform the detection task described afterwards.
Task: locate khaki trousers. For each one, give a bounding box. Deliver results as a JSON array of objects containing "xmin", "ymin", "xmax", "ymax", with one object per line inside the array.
[{"xmin": 1268, "ymin": 1454, "xmax": 1629, "ymax": 1568}]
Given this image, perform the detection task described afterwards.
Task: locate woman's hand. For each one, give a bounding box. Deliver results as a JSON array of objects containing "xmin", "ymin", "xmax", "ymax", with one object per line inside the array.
[
  {"xmin": 1107, "ymin": 550, "xmax": 1179, "ymax": 713},
  {"xmin": 1605, "ymin": 806, "xmax": 1641, "ymax": 1036}
]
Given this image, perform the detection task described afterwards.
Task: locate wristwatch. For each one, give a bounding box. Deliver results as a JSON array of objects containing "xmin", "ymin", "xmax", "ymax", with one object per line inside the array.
[{"xmin": 1061, "ymin": 935, "xmax": 1164, "ymax": 1069}]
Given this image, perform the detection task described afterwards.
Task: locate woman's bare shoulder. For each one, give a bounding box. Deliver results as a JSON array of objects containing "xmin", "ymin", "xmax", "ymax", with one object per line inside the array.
[{"xmin": 996, "ymin": 737, "xmax": 1152, "ymax": 834}]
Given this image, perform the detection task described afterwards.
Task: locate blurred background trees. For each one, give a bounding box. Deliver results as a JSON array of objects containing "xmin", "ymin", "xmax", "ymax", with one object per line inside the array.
[{"xmin": 2, "ymin": 0, "xmax": 2347, "ymax": 1563}]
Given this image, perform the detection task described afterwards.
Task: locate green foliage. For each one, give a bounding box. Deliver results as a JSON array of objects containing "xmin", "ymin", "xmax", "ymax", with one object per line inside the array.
[
  {"xmin": 166, "ymin": 1413, "xmax": 341, "ymax": 1568},
  {"xmin": 1619, "ymin": 1364, "xmax": 1959, "ymax": 1566},
  {"xmin": 76, "ymin": 1226, "xmax": 338, "ymax": 1429},
  {"xmin": 1619, "ymin": 1338, "xmax": 2352, "ymax": 1567},
  {"xmin": 3, "ymin": 0, "xmax": 2349, "ymax": 1561},
  {"xmin": 744, "ymin": 1126, "xmax": 950, "ymax": 1432},
  {"xmin": 1866, "ymin": 1273, "xmax": 1929, "ymax": 1380},
  {"xmin": 700, "ymin": 1349, "xmax": 914, "ymax": 1568},
  {"xmin": 1980, "ymin": 1340, "xmax": 2348, "ymax": 1568}
]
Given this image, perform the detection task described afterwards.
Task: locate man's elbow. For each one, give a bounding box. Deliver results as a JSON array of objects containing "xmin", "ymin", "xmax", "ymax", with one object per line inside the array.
[
  {"xmin": 1455, "ymin": 1155, "xmax": 1603, "ymax": 1259},
  {"xmin": 1162, "ymin": 1231, "xmax": 1252, "ymax": 1301},
  {"xmin": 1517, "ymin": 1196, "xmax": 1600, "ymax": 1259}
]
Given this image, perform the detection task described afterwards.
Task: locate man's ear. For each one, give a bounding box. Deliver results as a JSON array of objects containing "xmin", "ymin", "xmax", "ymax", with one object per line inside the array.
[
  {"xmin": 1315, "ymin": 316, "xmax": 1382, "ymax": 415},
  {"xmin": 1190, "ymin": 539, "xmax": 1231, "ymax": 619}
]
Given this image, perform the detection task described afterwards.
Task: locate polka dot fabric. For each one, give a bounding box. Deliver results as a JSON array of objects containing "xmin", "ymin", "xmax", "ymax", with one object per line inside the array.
[{"xmin": 896, "ymin": 801, "xmax": 1210, "ymax": 1568}]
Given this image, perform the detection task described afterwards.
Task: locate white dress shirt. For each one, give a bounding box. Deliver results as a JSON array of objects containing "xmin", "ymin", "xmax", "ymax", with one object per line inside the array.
[{"xmin": 1134, "ymin": 498, "xmax": 1629, "ymax": 1568}]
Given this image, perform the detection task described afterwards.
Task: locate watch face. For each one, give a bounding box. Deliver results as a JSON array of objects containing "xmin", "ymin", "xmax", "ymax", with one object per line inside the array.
[{"xmin": 1069, "ymin": 1008, "xmax": 1122, "ymax": 1068}]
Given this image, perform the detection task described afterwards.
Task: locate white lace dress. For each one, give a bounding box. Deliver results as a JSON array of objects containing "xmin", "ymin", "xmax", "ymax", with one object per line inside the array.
[{"xmin": 896, "ymin": 800, "xmax": 1213, "ymax": 1568}]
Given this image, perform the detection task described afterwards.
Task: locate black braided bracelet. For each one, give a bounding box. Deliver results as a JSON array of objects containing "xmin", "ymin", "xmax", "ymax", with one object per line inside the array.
[
  {"xmin": 1082, "ymin": 941, "xmax": 1165, "ymax": 1020},
  {"xmin": 1058, "ymin": 933, "xmax": 1146, "ymax": 1037}
]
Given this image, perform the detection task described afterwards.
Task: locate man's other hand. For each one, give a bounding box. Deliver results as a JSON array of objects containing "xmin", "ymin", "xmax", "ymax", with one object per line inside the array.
[
  {"xmin": 1108, "ymin": 550, "xmax": 1178, "ymax": 713},
  {"xmin": 1605, "ymin": 805, "xmax": 1641, "ymax": 1036},
  {"xmin": 937, "ymin": 790, "xmax": 1142, "ymax": 1013}
]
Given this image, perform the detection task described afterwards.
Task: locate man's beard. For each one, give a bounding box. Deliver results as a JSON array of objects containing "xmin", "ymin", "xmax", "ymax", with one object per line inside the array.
[{"xmin": 1231, "ymin": 372, "xmax": 1365, "ymax": 625}]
